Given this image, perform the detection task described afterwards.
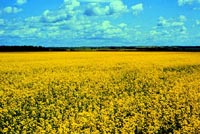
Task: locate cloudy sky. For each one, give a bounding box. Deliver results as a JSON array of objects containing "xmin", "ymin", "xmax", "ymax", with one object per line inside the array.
[{"xmin": 0, "ymin": 0, "xmax": 200, "ymax": 46}]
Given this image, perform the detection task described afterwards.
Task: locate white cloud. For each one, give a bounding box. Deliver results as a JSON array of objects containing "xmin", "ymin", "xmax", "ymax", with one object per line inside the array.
[
  {"xmin": 180, "ymin": 26, "xmax": 187, "ymax": 34},
  {"xmin": 93, "ymin": 6, "xmax": 110, "ymax": 15},
  {"xmin": 178, "ymin": 0, "xmax": 193, "ymax": 6},
  {"xmin": 64, "ymin": 0, "xmax": 80, "ymax": 9},
  {"xmin": 25, "ymin": 16, "xmax": 40, "ymax": 23},
  {"xmin": 84, "ymin": 0, "xmax": 127, "ymax": 16},
  {"xmin": 0, "ymin": 19, "xmax": 5, "ymax": 25},
  {"xmin": 3, "ymin": 7, "xmax": 13, "ymax": 14},
  {"xmin": 179, "ymin": 15, "xmax": 187, "ymax": 22},
  {"xmin": 196, "ymin": 20, "xmax": 200, "ymax": 25},
  {"xmin": 3, "ymin": 6, "xmax": 22, "ymax": 14},
  {"xmin": 17, "ymin": 0, "xmax": 27, "ymax": 5},
  {"xmin": 41, "ymin": 0, "xmax": 81, "ymax": 23},
  {"xmin": 155, "ymin": 16, "xmax": 188, "ymax": 41},
  {"xmin": 118, "ymin": 23, "xmax": 127, "ymax": 29},
  {"xmin": 11, "ymin": 28, "xmax": 39, "ymax": 38},
  {"xmin": 157, "ymin": 17, "xmax": 169, "ymax": 27},
  {"xmin": 79, "ymin": 0, "xmax": 108, "ymax": 3},
  {"xmin": 150, "ymin": 30, "xmax": 159, "ymax": 36},
  {"xmin": 171, "ymin": 22, "xmax": 185, "ymax": 28},
  {"xmin": 157, "ymin": 16, "xmax": 186, "ymax": 28},
  {"xmin": 84, "ymin": 3, "xmax": 110, "ymax": 16},
  {"xmin": 87, "ymin": 20, "xmax": 129, "ymax": 39},
  {"xmin": 41, "ymin": 10, "xmax": 67, "ymax": 23},
  {"xmin": 178, "ymin": 0, "xmax": 200, "ymax": 6},
  {"xmin": 13, "ymin": 7, "xmax": 22, "ymax": 13},
  {"xmin": 0, "ymin": 30, "xmax": 4, "ymax": 35},
  {"xmin": 101, "ymin": 20, "xmax": 112, "ymax": 29},
  {"xmin": 131, "ymin": 3, "xmax": 143, "ymax": 15},
  {"xmin": 109, "ymin": 1, "xmax": 127, "ymax": 14},
  {"xmin": 79, "ymin": 0, "xmax": 119, "ymax": 3}
]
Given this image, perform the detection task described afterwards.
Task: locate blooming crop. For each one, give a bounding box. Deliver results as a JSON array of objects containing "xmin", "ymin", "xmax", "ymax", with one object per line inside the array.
[{"xmin": 0, "ymin": 52, "xmax": 200, "ymax": 133}]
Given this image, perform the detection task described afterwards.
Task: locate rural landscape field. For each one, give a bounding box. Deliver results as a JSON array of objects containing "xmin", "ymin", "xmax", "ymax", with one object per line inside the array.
[
  {"xmin": 1, "ymin": 0, "xmax": 200, "ymax": 133},
  {"xmin": 0, "ymin": 52, "xmax": 200, "ymax": 133}
]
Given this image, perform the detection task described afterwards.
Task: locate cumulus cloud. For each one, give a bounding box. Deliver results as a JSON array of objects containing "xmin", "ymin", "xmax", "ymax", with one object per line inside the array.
[
  {"xmin": 25, "ymin": 16, "xmax": 40, "ymax": 23},
  {"xmin": 157, "ymin": 16, "xmax": 186, "ymax": 28},
  {"xmin": 64, "ymin": 0, "xmax": 80, "ymax": 9},
  {"xmin": 150, "ymin": 30, "xmax": 159, "ymax": 36},
  {"xmin": 178, "ymin": 0, "xmax": 200, "ymax": 6},
  {"xmin": 101, "ymin": 20, "xmax": 112, "ymax": 29},
  {"xmin": 79, "ymin": 0, "xmax": 120, "ymax": 3},
  {"xmin": 84, "ymin": 0, "xmax": 127, "ymax": 16},
  {"xmin": 17, "ymin": 0, "xmax": 27, "ymax": 5},
  {"xmin": 1, "ymin": 10, "xmax": 130, "ymax": 45},
  {"xmin": 13, "ymin": 7, "xmax": 22, "ymax": 13},
  {"xmin": 0, "ymin": 30, "xmax": 4, "ymax": 35},
  {"xmin": 41, "ymin": 10, "xmax": 75, "ymax": 23},
  {"xmin": 3, "ymin": 7, "xmax": 12, "ymax": 14},
  {"xmin": 0, "ymin": 0, "xmax": 199, "ymax": 46},
  {"xmin": 156, "ymin": 16, "xmax": 188, "ymax": 38},
  {"xmin": 41, "ymin": 0, "xmax": 80, "ymax": 23},
  {"xmin": 79, "ymin": 0, "xmax": 108, "ymax": 3},
  {"xmin": 109, "ymin": 1, "xmax": 127, "ymax": 14},
  {"xmin": 131, "ymin": 3, "xmax": 143, "ymax": 15},
  {"xmin": 88, "ymin": 20, "xmax": 129, "ymax": 39},
  {"xmin": 179, "ymin": 15, "xmax": 187, "ymax": 22},
  {"xmin": 0, "ymin": 19, "xmax": 4, "ymax": 25},
  {"xmin": 196, "ymin": 20, "xmax": 200, "ymax": 25},
  {"xmin": 12, "ymin": 28, "xmax": 38, "ymax": 37},
  {"xmin": 118, "ymin": 23, "xmax": 127, "ymax": 29},
  {"xmin": 84, "ymin": 3, "xmax": 110, "ymax": 16},
  {"xmin": 157, "ymin": 17, "xmax": 169, "ymax": 27},
  {"xmin": 3, "ymin": 6, "xmax": 22, "ymax": 14},
  {"xmin": 41, "ymin": 10, "xmax": 71, "ymax": 23},
  {"xmin": 171, "ymin": 22, "xmax": 185, "ymax": 28}
]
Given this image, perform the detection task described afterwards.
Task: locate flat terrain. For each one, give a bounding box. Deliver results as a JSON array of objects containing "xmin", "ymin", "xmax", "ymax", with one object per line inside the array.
[{"xmin": 0, "ymin": 52, "xmax": 200, "ymax": 133}]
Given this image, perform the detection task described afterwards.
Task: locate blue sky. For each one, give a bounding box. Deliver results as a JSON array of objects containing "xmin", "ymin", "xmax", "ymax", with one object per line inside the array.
[{"xmin": 0, "ymin": 0, "xmax": 200, "ymax": 47}]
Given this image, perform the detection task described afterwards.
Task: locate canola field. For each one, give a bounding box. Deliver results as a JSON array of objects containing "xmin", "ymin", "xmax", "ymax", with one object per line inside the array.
[{"xmin": 0, "ymin": 52, "xmax": 200, "ymax": 134}]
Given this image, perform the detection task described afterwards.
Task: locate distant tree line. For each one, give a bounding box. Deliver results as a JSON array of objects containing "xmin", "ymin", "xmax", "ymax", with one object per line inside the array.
[
  {"xmin": 0, "ymin": 46, "xmax": 49, "ymax": 52},
  {"xmin": 0, "ymin": 45, "xmax": 200, "ymax": 52}
]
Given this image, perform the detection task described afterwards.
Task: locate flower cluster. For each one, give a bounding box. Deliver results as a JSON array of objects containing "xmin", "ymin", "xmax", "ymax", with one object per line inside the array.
[{"xmin": 0, "ymin": 52, "xmax": 200, "ymax": 133}]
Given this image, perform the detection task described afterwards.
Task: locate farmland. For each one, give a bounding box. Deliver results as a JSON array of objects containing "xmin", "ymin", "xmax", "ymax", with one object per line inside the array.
[{"xmin": 0, "ymin": 52, "xmax": 200, "ymax": 133}]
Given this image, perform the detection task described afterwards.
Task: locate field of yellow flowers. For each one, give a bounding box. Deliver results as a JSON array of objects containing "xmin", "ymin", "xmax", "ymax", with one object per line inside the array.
[{"xmin": 0, "ymin": 52, "xmax": 200, "ymax": 133}]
